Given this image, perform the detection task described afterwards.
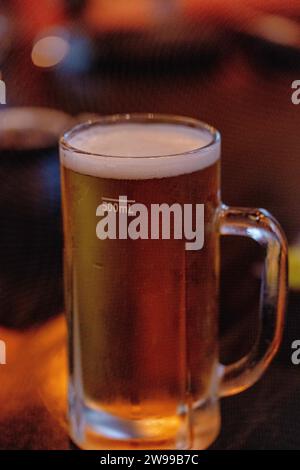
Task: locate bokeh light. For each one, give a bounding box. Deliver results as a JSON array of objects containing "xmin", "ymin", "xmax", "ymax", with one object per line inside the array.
[{"xmin": 31, "ymin": 35, "xmax": 70, "ymax": 68}]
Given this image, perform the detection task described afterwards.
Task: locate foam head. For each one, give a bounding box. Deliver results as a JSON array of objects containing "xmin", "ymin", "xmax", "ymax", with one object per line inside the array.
[{"xmin": 60, "ymin": 121, "xmax": 220, "ymax": 179}]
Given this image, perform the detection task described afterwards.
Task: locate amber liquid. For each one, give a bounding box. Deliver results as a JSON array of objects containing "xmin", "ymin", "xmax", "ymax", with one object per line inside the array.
[{"xmin": 61, "ymin": 160, "xmax": 220, "ymax": 447}]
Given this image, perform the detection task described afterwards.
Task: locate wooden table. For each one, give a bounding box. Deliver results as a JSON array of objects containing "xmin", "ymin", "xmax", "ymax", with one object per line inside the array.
[{"xmin": 1, "ymin": 293, "xmax": 300, "ymax": 450}]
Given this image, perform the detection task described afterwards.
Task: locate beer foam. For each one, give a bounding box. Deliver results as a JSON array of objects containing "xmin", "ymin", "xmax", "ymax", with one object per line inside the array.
[{"xmin": 61, "ymin": 122, "xmax": 220, "ymax": 179}]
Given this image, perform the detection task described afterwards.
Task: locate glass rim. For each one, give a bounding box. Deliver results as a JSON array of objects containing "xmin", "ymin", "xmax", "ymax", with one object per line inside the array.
[{"xmin": 60, "ymin": 113, "xmax": 221, "ymax": 159}]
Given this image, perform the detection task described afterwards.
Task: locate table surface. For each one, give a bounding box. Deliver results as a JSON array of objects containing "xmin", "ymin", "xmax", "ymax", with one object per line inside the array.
[
  {"xmin": 1, "ymin": 37, "xmax": 300, "ymax": 449},
  {"xmin": 0, "ymin": 293, "xmax": 299, "ymax": 451}
]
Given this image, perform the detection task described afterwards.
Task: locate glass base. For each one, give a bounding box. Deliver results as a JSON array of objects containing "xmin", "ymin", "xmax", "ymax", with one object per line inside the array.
[{"xmin": 69, "ymin": 395, "xmax": 220, "ymax": 450}]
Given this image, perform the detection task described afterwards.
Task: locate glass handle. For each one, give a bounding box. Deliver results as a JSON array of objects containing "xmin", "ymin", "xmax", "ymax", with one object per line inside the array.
[{"xmin": 218, "ymin": 204, "xmax": 288, "ymax": 397}]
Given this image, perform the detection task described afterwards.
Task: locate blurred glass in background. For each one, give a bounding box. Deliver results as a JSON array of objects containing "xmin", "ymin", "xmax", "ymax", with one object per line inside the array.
[{"xmin": 0, "ymin": 108, "xmax": 72, "ymax": 328}]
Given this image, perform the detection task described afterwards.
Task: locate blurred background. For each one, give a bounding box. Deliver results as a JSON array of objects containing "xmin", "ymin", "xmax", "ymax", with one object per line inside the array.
[{"xmin": 0, "ymin": 0, "xmax": 300, "ymax": 450}]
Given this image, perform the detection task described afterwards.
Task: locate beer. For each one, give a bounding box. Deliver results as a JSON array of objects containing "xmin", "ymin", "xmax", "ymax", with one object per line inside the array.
[
  {"xmin": 61, "ymin": 115, "xmax": 288, "ymax": 450},
  {"xmin": 61, "ymin": 118, "xmax": 221, "ymax": 448}
]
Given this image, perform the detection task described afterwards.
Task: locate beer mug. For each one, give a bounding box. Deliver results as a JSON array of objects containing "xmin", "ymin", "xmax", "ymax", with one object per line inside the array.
[
  {"xmin": 0, "ymin": 107, "xmax": 72, "ymax": 328},
  {"xmin": 60, "ymin": 114, "xmax": 287, "ymax": 450}
]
